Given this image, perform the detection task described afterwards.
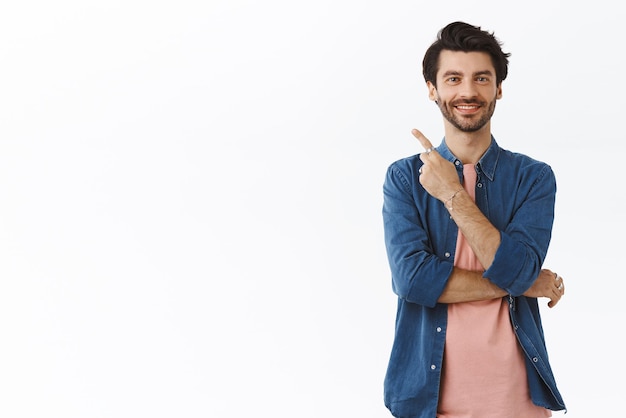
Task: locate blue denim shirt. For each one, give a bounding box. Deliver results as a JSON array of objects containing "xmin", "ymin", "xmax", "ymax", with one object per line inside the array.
[{"xmin": 382, "ymin": 137, "xmax": 566, "ymax": 418}]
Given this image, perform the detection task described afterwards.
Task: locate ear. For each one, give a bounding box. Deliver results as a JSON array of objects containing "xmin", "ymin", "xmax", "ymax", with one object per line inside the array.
[
  {"xmin": 427, "ymin": 81, "xmax": 438, "ymax": 102},
  {"xmin": 496, "ymin": 83, "xmax": 503, "ymax": 100}
]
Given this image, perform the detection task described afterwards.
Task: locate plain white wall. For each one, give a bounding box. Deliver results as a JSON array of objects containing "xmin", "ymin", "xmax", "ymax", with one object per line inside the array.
[{"xmin": 0, "ymin": 1, "xmax": 622, "ymax": 417}]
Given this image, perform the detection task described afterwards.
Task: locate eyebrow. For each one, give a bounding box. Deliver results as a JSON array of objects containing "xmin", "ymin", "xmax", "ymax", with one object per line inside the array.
[{"xmin": 442, "ymin": 69, "xmax": 494, "ymax": 77}]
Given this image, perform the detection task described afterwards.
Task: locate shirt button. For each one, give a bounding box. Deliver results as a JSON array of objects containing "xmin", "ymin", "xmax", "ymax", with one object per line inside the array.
[
  {"xmin": 455, "ymin": 160, "xmax": 460, "ymax": 166},
  {"xmin": 444, "ymin": 252, "xmax": 451, "ymax": 258},
  {"xmin": 431, "ymin": 365, "xmax": 437, "ymax": 370},
  {"xmin": 477, "ymin": 183, "xmax": 483, "ymax": 188},
  {"xmin": 436, "ymin": 327, "xmax": 442, "ymax": 332},
  {"xmin": 532, "ymin": 357, "xmax": 539, "ymax": 363}
]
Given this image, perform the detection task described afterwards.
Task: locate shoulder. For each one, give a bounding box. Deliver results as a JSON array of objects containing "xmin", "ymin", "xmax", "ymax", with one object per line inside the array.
[
  {"xmin": 386, "ymin": 153, "xmax": 421, "ymax": 174},
  {"xmin": 497, "ymin": 147, "xmax": 556, "ymax": 186},
  {"xmin": 384, "ymin": 154, "xmax": 422, "ymax": 193}
]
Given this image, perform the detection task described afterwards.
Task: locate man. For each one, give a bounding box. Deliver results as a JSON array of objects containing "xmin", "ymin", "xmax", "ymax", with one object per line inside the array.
[{"xmin": 382, "ymin": 22, "xmax": 567, "ymax": 417}]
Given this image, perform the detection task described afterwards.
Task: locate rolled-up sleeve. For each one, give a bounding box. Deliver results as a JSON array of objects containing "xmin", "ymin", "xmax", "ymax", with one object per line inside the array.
[{"xmin": 483, "ymin": 163, "xmax": 556, "ymax": 295}]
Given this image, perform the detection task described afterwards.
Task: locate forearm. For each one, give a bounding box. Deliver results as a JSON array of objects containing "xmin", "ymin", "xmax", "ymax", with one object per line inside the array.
[
  {"xmin": 438, "ymin": 266, "xmax": 507, "ymax": 303},
  {"xmin": 445, "ymin": 189, "xmax": 500, "ymax": 270}
]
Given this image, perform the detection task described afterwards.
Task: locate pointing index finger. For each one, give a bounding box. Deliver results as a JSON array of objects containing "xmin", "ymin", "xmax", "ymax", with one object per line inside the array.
[{"xmin": 411, "ymin": 129, "xmax": 434, "ymax": 151}]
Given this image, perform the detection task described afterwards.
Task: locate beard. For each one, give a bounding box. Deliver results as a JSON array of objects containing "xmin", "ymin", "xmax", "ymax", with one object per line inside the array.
[{"xmin": 437, "ymin": 97, "xmax": 497, "ymax": 132}]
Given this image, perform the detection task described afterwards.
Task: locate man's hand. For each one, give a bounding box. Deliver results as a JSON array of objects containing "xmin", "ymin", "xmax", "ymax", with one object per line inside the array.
[
  {"xmin": 523, "ymin": 269, "xmax": 565, "ymax": 308},
  {"xmin": 412, "ymin": 129, "xmax": 461, "ymax": 202}
]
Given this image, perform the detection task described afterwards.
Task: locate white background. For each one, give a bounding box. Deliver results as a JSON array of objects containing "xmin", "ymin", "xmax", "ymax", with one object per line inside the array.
[{"xmin": 0, "ymin": 1, "xmax": 622, "ymax": 417}]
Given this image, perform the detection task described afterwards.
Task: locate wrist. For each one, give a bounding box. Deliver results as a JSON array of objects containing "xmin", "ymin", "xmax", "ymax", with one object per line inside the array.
[{"xmin": 444, "ymin": 187, "xmax": 464, "ymax": 210}]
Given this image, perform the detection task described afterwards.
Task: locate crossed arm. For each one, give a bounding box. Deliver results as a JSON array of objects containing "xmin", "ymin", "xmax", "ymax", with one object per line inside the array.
[
  {"xmin": 412, "ymin": 129, "xmax": 565, "ymax": 308},
  {"xmin": 440, "ymin": 267, "xmax": 564, "ymax": 308}
]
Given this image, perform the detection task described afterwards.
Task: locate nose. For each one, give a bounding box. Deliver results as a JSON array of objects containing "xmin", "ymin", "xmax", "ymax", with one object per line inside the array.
[{"xmin": 458, "ymin": 79, "xmax": 478, "ymax": 98}]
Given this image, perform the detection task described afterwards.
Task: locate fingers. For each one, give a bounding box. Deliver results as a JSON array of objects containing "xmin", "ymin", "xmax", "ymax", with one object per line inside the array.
[
  {"xmin": 549, "ymin": 288, "xmax": 561, "ymax": 308},
  {"xmin": 557, "ymin": 275, "xmax": 565, "ymax": 295},
  {"xmin": 411, "ymin": 129, "xmax": 434, "ymax": 152},
  {"xmin": 554, "ymin": 273, "xmax": 565, "ymax": 295},
  {"xmin": 547, "ymin": 273, "xmax": 565, "ymax": 308}
]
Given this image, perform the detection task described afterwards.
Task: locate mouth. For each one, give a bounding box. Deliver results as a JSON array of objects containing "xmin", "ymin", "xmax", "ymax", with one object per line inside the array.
[{"xmin": 454, "ymin": 103, "xmax": 481, "ymax": 114}]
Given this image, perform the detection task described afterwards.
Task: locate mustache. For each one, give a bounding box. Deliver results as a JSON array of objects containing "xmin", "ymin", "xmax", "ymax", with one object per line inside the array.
[{"xmin": 451, "ymin": 99, "xmax": 484, "ymax": 106}]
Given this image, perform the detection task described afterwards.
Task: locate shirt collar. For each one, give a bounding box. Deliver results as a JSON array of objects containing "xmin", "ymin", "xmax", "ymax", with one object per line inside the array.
[{"xmin": 436, "ymin": 136, "xmax": 501, "ymax": 182}]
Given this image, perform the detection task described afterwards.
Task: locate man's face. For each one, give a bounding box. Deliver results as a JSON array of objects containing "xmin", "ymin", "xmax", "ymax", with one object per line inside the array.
[{"xmin": 428, "ymin": 50, "xmax": 502, "ymax": 133}]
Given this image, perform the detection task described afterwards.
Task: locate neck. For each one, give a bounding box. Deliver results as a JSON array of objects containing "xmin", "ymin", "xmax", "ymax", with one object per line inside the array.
[{"xmin": 444, "ymin": 123, "xmax": 492, "ymax": 164}]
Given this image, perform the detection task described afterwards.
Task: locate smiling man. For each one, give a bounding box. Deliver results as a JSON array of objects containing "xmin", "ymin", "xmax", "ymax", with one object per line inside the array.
[{"xmin": 381, "ymin": 22, "xmax": 567, "ymax": 417}]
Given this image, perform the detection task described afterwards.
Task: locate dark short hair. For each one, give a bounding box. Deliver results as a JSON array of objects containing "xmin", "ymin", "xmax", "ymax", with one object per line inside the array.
[{"xmin": 422, "ymin": 21, "xmax": 511, "ymax": 86}]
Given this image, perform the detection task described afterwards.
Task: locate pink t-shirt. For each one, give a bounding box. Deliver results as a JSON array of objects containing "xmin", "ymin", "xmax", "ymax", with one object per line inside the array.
[{"xmin": 437, "ymin": 164, "xmax": 551, "ymax": 418}]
